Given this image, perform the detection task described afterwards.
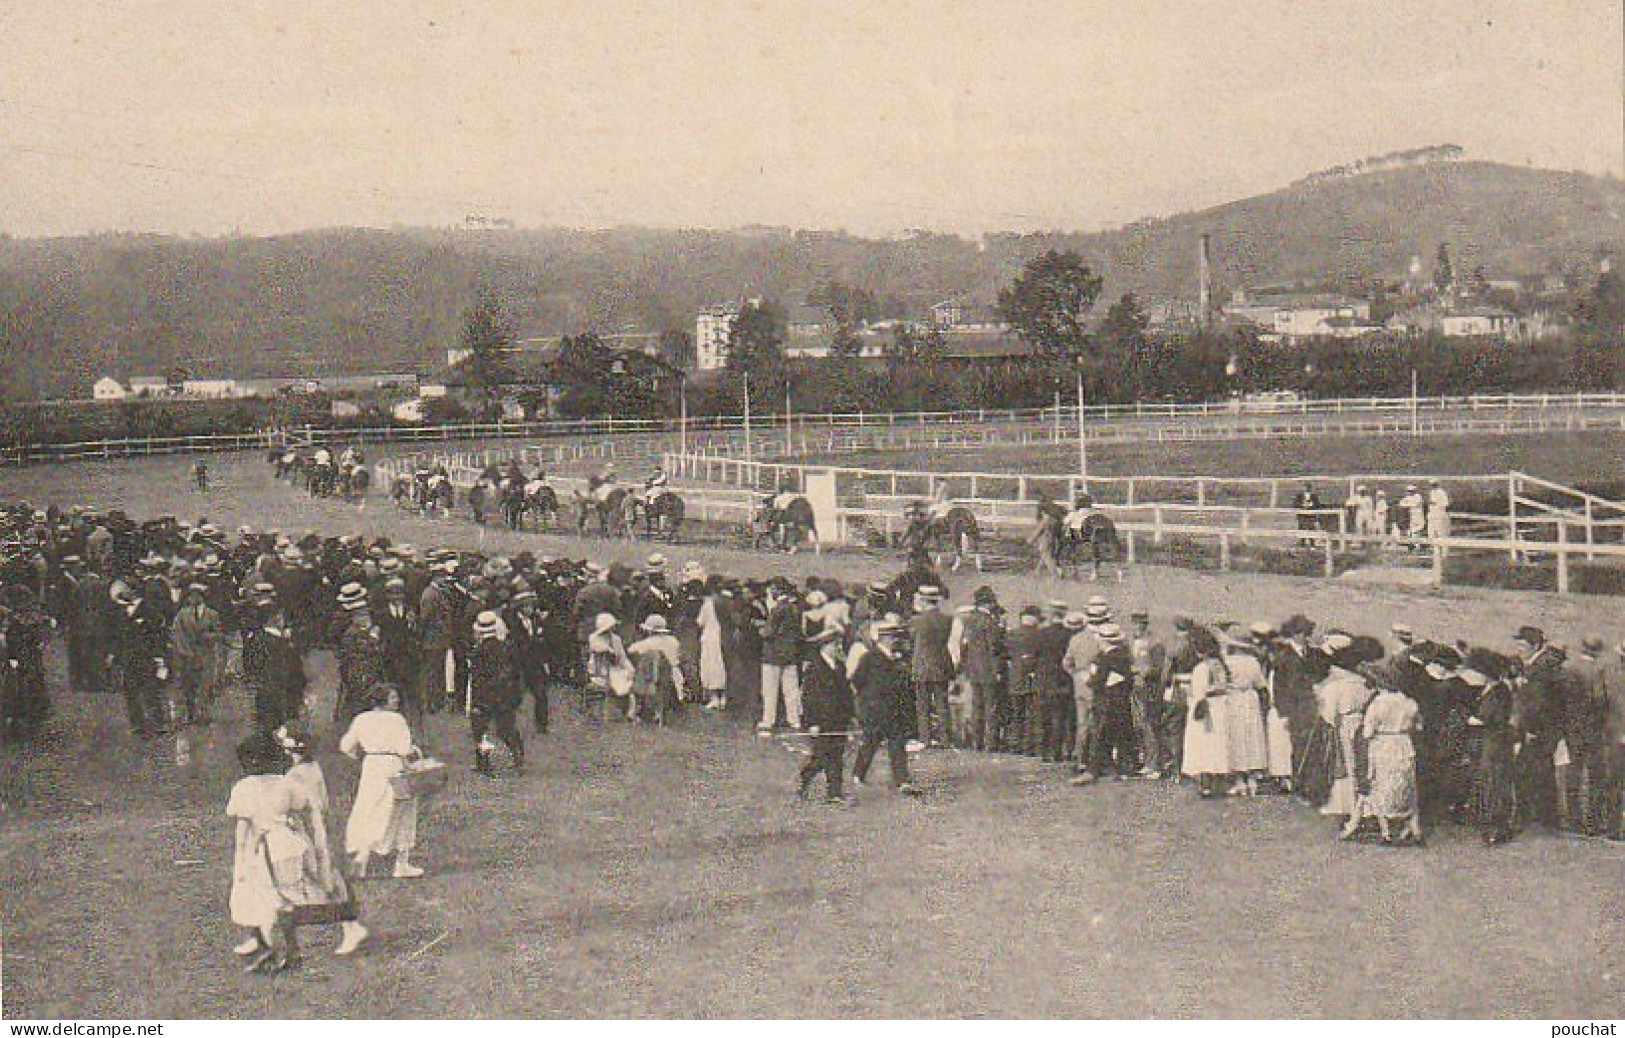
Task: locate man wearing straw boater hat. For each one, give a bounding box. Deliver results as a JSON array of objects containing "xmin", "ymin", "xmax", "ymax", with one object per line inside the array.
[
  {"xmin": 169, "ymin": 580, "xmax": 224, "ymax": 725},
  {"xmin": 468, "ymin": 609, "xmax": 524, "ymax": 775},
  {"xmin": 334, "ymin": 582, "xmax": 381, "ymax": 728},
  {"xmin": 798, "ymin": 617, "xmax": 854, "ymax": 804},
  {"xmin": 850, "ymin": 614, "xmax": 920, "ymax": 796}
]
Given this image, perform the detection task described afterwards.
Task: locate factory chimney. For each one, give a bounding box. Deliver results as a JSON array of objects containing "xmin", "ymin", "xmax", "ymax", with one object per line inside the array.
[{"xmin": 1198, "ymin": 233, "xmax": 1212, "ymax": 330}]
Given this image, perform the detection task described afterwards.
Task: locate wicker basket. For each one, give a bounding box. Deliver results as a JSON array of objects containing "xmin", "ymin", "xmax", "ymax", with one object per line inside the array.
[{"xmin": 389, "ymin": 758, "xmax": 449, "ymax": 799}]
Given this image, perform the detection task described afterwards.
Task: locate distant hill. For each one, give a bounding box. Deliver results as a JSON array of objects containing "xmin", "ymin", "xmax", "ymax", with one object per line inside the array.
[
  {"xmin": 1058, "ymin": 161, "xmax": 1625, "ymax": 301},
  {"xmin": 1, "ymin": 160, "xmax": 1620, "ymax": 400}
]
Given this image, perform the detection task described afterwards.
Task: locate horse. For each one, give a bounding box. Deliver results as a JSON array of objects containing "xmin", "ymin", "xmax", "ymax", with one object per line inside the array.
[
  {"xmin": 336, "ymin": 463, "xmax": 370, "ymax": 502},
  {"xmin": 754, "ymin": 495, "xmax": 817, "ymax": 552},
  {"xmin": 468, "ymin": 479, "xmax": 495, "ymax": 524},
  {"xmin": 498, "ymin": 477, "xmax": 526, "ymax": 530},
  {"xmin": 1059, "ymin": 510, "xmax": 1122, "ymax": 581},
  {"xmin": 631, "ymin": 489, "xmax": 685, "ymax": 541},
  {"xmin": 524, "ymin": 480, "xmax": 560, "ymax": 530},
  {"xmin": 390, "ymin": 472, "xmax": 415, "ymax": 508},
  {"xmin": 422, "ymin": 473, "xmax": 455, "ymax": 517},
  {"xmin": 902, "ymin": 504, "xmax": 981, "ymax": 572},
  {"xmin": 575, "ymin": 486, "xmax": 629, "ymax": 538},
  {"xmin": 308, "ymin": 459, "xmax": 336, "ymax": 498}
]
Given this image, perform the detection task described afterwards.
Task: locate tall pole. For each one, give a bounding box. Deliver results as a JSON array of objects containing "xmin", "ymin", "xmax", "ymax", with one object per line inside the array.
[
  {"xmin": 1052, "ymin": 389, "xmax": 1061, "ymax": 444},
  {"xmin": 678, "ymin": 372, "xmax": 687, "ymax": 456},
  {"xmin": 1076, "ymin": 362, "xmax": 1089, "ymax": 479},
  {"xmin": 743, "ymin": 371, "xmax": 753, "ymax": 464},
  {"xmin": 785, "ymin": 378, "xmax": 793, "ymax": 456},
  {"xmin": 1411, "ymin": 367, "xmax": 1419, "ymax": 436}
]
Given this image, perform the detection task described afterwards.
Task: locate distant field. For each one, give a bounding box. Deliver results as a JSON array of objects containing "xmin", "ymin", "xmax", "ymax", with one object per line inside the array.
[{"xmin": 2, "ymin": 451, "xmax": 1624, "ymax": 1018}]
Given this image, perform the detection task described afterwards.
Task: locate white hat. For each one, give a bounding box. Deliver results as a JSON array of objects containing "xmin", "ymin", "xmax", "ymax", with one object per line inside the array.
[
  {"xmin": 473, "ymin": 610, "xmax": 503, "ymax": 639},
  {"xmin": 646, "ymin": 553, "xmax": 667, "ymax": 571},
  {"xmin": 593, "ymin": 612, "xmax": 619, "ymax": 634},
  {"xmin": 641, "ymin": 614, "xmax": 669, "ymax": 633}
]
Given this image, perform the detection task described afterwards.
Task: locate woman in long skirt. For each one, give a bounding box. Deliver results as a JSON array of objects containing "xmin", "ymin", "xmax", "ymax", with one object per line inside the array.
[
  {"xmin": 698, "ymin": 583, "xmax": 729, "ymax": 710},
  {"xmin": 1181, "ymin": 630, "xmax": 1231, "ymax": 799},
  {"xmin": 338, "ymin": 684, "xmax": 423, "ymax": 878},
  {"xmin": 1315, "ymin": 637, "xmax": 1375, "ymax": 819},
  {"xmin": 277, "ymin": 722, "xmax": 368, "ymax": 955},
  {"xmin": 226, "ymin": 733, "xmax": 318, "ymax": 973},
  {"xmin": 1345, "ymin": 687, "xmax": 1423, "ymax": 843},
  {"xmin": 1221, "ymin": 642, "xmax": 1269, "ymax": 795}
]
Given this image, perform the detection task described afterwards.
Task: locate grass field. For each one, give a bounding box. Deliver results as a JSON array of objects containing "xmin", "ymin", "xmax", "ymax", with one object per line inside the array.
[
  {"xmin": 801, "ymin": 429, "xmax": 1625, "ymax": 495},
  {"xmin": 2, "ymin": 451, "xmax": 1624, "ymax": 1019}
]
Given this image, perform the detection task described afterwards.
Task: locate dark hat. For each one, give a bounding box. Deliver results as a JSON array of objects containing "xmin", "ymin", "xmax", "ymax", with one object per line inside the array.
[
  {"xmin": 1279, "ymin": 614, "xmax": 1316, "ymax": 638},
  {"xmin": 973, "ymin": 585, "xmax": 998, "ymax": 606},
  {"xmin": 1580, "ymin": 636, "xmax": 1604, "ymax": 655},
  {"xmin": 1514, "ymin": 625, "xmax": 1545, "ymax": 646}
]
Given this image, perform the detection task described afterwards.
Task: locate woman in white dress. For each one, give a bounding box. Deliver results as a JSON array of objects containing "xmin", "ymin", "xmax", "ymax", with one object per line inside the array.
[
  {"xmin": 1315, "ymin": 636, "xmax": 1376, "ymax": 819},
  {"xmin": 1345, "ymin": 681, "xmax": 1423, "ymax": 844},
  {"xmin": 1220, "ymin": 629, "xmax": 1270, "ymax": 796},
  {"xmin": 586, "ymin": 612, "xmax": 632, "ymax": 717},
  {"xmin": 697, "ymin": 582, "xmax": 729, "ymax": 710},
  {"xmin": 226, "ymin": 733, "xmax": 317, "ymax": 973},
  {"xmin": 1181, "ymin": 628, "xmax": 1232, "ymax": 799},
  {"xmin": 339, "ymin": 684, "xmax": 423, "ymax": 879},
  {"xmin": 277, "ymin": 723, "xmax": 368, "ymax": 955}
]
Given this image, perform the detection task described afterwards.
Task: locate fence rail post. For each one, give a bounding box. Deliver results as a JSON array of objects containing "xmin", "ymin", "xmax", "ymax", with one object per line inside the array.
[{"xmin": 1556, "ymin": 521, "xmax": 1570, "ymax": 594}]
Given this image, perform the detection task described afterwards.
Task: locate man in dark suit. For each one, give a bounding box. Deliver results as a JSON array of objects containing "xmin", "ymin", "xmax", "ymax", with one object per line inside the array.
[
  {"xmin": 376, "ymin": 577, "xmax": 420, "ymax": 722},
  {"xmin": 417, "ymin": 560, "xmax": 457, "ymax": 715},
  {"xmin": 798, "ymin": 620, "xmax": 854, "ymax": 803},
  {"xmin": 505, "ymin": 587, "xmax": 551, "ymax": 734},
  {"xmin": 1513, "ymin": 625, "xmax": 1564, "ymax": 829},
  {"xmin": 909, "ymin": 585, "xmax": 955, "ymax": 749},
  {"xmin": 850, "ymin": 617, "xmax": 917, "ymax": 795}
]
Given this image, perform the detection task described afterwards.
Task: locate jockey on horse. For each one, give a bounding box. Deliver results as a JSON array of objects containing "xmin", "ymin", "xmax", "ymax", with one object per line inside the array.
[
  {"xmin": 588, "ymin": 461, "xmax": 619, "ymax": 503},
  {"xmin": 1062, "ymin": 492, "xmax": 1098, "ymax": 538},
  {"xmin": 640, "ymin": 465, "xmax": 671, "ymax": 506}
]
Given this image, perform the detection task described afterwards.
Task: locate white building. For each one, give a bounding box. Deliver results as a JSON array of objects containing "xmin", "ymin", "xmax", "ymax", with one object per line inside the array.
[
  {"xmin": 92, "ymin": 377, "xmax": 127, "ymax": 402},
  {"xmin": 695, "ymin": 304, "xmax": 740, "ymax": 371},
  {"xmin": 128, "ymin": 377, "xmax": 171, "ymax": 398},
  {"xmin": 181, "ymin": 378, "xmax": 239, "ymax": 399}
]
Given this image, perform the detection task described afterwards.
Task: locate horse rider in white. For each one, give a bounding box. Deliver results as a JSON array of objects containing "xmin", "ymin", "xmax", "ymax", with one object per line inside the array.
[{"xmin": 1063, "ymin": 494, "xmax": 1097, "ymax": 536}]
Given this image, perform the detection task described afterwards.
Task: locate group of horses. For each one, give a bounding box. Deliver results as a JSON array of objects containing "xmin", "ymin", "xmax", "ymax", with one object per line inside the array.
[
  {"xmin": 567, "ymin": 482, "xmax": 686, "ymax": 541},
  {"xmin": 292, "ymin": 445, "xmax": 1121, "ymax": 579},
  {"xmin": 270, "ymin": 444, "xmax": 370, "ymax": 502}
]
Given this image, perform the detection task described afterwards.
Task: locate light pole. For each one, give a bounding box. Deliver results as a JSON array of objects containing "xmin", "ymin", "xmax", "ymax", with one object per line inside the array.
[
  {"xmin": 784, "ymin": 376, "xmax": 794, "ymax": 456},
  {"xmin": 742, "ymin": 370, "xmax": 753, "ymax": 464},
  {"xmin": 1075, "ymin": 357, "xmax": 1088, "ymax": 480},
  {"xmin": 677, "ymin": 369, "xmax": 688, "ymax": 457}
]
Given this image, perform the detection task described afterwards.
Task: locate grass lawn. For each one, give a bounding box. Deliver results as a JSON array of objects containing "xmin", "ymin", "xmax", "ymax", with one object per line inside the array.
[
  {"xmin": 2, "ymin": 451, "xmax": 1623, "ymax": 1018},
  {"xmin": 798, "ymin": 429, "xmax": 1625, "ymax": 495}
]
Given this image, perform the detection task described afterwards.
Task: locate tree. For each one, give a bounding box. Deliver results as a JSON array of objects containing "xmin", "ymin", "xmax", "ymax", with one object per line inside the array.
[
  {"xmin": 723, "ymin": 299, "xmax": 787, "ymax": 388},
  {"xmin": 1571, "ymin": 269, "xmax": 1625, "ymax": 389},
  {"xmin": 551, "ymin": 332, "xmax": 613, "ymax": 418},
  {"xmin": 658, "ymin": 327, "xmax": 696, "ymax": 372},
  {"xmin": 998, "ymin": 250, "xmax": 1104, "ymax": 360},
  {"xmin": 889, "ymin": 321, "xmax": 946, "ymax": 371},
  {"xmin": 459, "ymin": 286, "xmax": 515, "ymax": 401},
  {"xmin": 887, "ymin": 322, "xmax": 948, "ymax": 411},
  {"xmin": 1096, "ymin": 294, "xmax": 1152, "ymax": 400},
  {"xmin": 815, "ymin": 281, "xmax": 878, "ymax": 360},
  {"xmin": 1433, "ymin": 243, "xmax": 1454, "ymax": 296}
]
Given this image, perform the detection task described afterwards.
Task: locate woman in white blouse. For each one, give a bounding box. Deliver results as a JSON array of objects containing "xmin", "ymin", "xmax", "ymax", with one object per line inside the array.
[{"xmin": 339, "ymin": 684, "xmax": 424, "ymax": 879}]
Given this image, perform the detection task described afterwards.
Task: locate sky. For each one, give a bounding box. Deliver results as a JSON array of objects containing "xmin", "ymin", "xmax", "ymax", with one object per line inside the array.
[{"xmin": 1, "ymin": 0, "xmax": 1620, "ymax": 238}]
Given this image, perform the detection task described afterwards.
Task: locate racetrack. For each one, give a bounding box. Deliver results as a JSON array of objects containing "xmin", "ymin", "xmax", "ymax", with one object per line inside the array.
[{"xmin": 2, "ymin": 450, "xmax": 1622, "ymax": 1018}]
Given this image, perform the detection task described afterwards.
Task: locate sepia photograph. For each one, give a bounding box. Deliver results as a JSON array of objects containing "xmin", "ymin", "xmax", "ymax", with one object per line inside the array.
[{"xmin": 0, "ymin": 0, "xmax": 1622, "ymax": 1024}]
